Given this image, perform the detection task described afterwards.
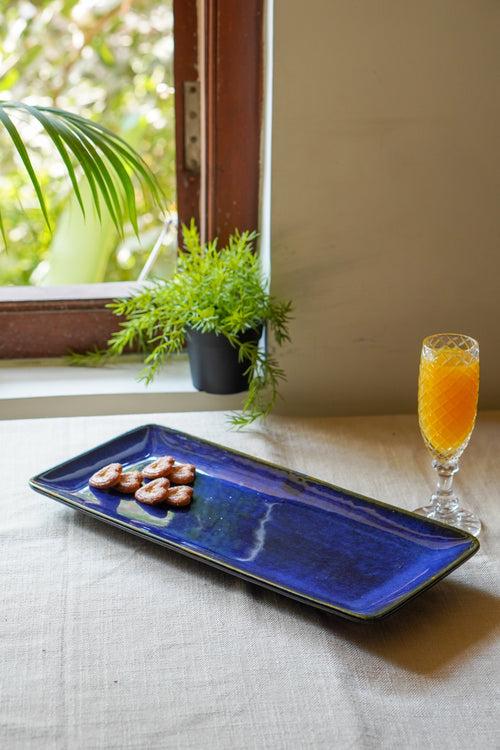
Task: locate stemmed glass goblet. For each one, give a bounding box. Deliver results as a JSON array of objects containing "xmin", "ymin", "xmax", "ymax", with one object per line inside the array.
[{"xmin": 415, "ymin": 333, "xmax": 481, "ymax": 537}]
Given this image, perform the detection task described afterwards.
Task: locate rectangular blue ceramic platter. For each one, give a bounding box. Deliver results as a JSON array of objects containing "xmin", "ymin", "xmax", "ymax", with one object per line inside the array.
[{"xmin": 29, "ymin": 424, "xmax": 479, "ymax": 621}]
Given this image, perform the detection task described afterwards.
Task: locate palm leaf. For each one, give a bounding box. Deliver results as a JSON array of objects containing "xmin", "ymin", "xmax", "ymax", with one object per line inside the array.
[
  {"xmin": 70, "ymin": 121, "xmax": 139, "ymax": 236},
  {"xmin": 0, "ymin": 100, "xmax": 166, "ymax": 246},
  {"xmin": 46, "ymin": 117, "xmax": 103, "ymax": 222},
  {"xmin": 0, "ymin": 106, "xmax": 51, "ymax": 230},
  {"xmin": 65, "ymin": 123, "xmax": 125, "ymax": 235},
  {"xmin": 11, "ymin": 102, "xmax": 86, "ymax": 218},
  {"xmin": 42, "ymin": 108, "xmax": 165, "ymax": 208}
]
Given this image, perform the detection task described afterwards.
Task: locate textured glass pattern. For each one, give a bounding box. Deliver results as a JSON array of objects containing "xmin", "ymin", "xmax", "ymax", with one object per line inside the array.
[
  {"xmin": 418, "ymin": 334, "xmax": 479, "ymax": 462},
  {"xmin": 415, "ymin": 333, "xmax": 481, "ymax": 537}
]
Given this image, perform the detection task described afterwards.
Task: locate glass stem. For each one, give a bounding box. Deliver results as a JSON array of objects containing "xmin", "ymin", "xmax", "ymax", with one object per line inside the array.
[{"xmin": 432, "ymin": 459, "xmax": 459, "ymax": 514}]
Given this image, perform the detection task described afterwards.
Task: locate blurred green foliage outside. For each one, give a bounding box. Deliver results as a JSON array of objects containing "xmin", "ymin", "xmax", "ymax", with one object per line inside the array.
[{"xmin": 0, "ymin": 0, "xmax": 176, "ymax": 286}]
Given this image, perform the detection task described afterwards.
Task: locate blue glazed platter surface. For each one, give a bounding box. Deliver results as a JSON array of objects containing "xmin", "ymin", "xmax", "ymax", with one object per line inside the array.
[{"xmin": 29, "ymin": 424, "xmax": 479, "ymax": 621}]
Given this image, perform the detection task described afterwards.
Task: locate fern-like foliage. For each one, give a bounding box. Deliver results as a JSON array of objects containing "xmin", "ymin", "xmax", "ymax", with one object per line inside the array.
[
  {"xmin": 72, "ymin": 221, "xmax": 292, "ymax": 428},
  {"xmin": 0, "ymin": 100, "xmax": 165, "ymax": 245}
]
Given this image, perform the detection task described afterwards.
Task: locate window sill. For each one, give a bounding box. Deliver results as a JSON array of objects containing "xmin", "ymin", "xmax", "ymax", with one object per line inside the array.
[{"xmin": 0, "ymin": 354, "xmax": 245, "ymax": 420}]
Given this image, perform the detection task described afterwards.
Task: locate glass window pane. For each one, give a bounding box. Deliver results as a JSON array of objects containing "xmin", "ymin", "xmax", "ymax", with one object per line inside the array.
[{"xmin": 0, "ymin": 0, "xmax": 176, "ymax": 286}]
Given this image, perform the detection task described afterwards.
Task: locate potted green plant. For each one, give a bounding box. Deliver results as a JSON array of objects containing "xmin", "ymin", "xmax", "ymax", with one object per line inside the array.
[
  {"xmin": 1, "ymin": 102, "xmax": 292, "ymax": 427},
  {"xmin": 75, "ymin": 221, "xmax": 292, "ymax": 427}
]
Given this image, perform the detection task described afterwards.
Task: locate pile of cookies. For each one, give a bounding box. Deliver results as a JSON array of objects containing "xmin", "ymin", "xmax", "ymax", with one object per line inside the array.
[{"xmin": 89, "ymin": 455, "xmax": 195, "ymax": 507}]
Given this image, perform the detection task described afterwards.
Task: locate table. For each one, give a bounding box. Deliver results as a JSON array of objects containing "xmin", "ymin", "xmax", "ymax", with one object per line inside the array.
[{"xmin": 1, "ymin": 411, "xmax": 499, "ymax": 749}]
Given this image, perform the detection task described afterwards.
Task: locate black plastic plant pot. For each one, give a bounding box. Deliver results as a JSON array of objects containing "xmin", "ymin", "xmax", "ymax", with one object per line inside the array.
[{"xmin": 186, "ymin": 327, "xmax": 263, "ymax": 394}]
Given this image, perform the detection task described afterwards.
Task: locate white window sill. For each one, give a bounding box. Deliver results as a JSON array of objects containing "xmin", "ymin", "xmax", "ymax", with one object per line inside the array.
[{"xmin": 0, "ymin": 354, "xmax": 245, "ymax": 420}]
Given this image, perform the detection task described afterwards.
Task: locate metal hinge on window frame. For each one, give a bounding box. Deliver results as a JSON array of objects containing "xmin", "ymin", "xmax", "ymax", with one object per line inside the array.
[{"xmin": 183, "ymin": 81, "xmax": 201, "ymax": 173}]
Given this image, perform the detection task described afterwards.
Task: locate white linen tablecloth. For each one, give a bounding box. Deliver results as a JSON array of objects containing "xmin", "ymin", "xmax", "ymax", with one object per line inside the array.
[{"xmin": 1, "ymin": 410, "xmax": 499, "ymax": 749}]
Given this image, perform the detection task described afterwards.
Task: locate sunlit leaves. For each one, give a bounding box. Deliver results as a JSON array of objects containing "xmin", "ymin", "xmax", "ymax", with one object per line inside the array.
[
  {"xmin": 0, "ymin": 0, "xmax": 175, "ymax": 284},
  {"xmin": 0, "ymin": 101, "xmax": 166, "ymax": 244},
  {"xmin": 0, "ymin": 106, "xmax": 52, "ymax": 231}
]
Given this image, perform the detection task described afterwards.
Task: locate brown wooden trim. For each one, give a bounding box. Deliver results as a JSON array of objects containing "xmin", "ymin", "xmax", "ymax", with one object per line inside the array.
[
  {"xmin": 0, "ymin": 282, "xmax": 133, "ymax": 358},
  {"xmin": 0, "ymin": 307, "xmax": 120, "ymax": 359},
  {"xmin": 203, "ymin": 0, "xmax": 264, "ymax": 245},
  {"xmin": 173, "ymin": 0, "xmax": 200, "ymax": 244}
]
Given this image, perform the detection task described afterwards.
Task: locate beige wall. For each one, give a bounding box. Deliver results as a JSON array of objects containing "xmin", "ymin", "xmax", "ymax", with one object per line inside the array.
[{"xmin": 270, "ymin": 0, "xmax": 500, "ymax": 415}]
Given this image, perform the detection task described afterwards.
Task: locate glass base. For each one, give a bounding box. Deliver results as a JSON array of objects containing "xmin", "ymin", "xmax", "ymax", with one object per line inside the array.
[{"xmin": 414, "ymin": 503, "xmax": 481, "ymax": 537}]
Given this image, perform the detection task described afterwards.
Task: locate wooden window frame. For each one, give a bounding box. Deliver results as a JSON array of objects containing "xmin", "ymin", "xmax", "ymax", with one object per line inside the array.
[{"xmin": 0, "ymin": 0, "xmax": 263, "ymax": 360}]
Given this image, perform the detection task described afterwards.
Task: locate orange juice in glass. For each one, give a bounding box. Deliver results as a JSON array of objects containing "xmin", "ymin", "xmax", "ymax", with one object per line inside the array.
[{"xmin": 415, "ymin": 334, "xmax": 481, "ymax": 536}]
